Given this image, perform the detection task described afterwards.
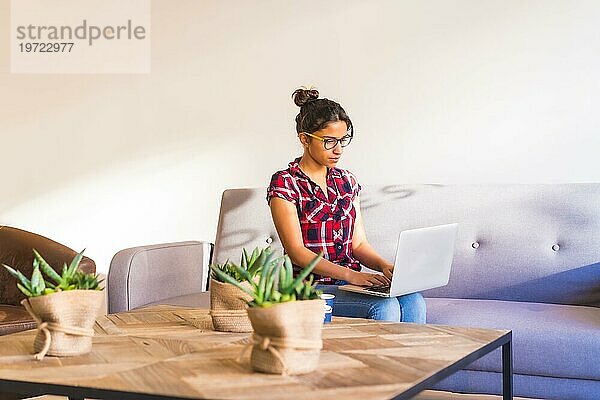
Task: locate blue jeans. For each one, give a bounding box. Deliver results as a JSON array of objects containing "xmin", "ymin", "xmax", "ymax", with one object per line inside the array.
[{"xmin": 316, "ymin": 284, "xmax": 427, "ymax": 323}]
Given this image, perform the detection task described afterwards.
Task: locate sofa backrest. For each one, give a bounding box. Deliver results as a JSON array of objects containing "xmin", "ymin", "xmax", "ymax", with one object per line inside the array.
[
  {"xmin": 213, "ymin": 184, "xmax": 600, "ymax": 307},
  {"xmin": 0, "ymin": 226, "xmax": 96, "ymax": 306}
]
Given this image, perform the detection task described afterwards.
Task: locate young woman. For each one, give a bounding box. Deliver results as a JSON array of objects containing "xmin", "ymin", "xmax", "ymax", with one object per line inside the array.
[{"xmin": 266, "ymin": 87, "xmax": 426, "ymax": 323}]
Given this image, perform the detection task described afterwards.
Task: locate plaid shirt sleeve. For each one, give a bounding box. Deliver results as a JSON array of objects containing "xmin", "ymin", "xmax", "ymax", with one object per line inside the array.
[{"xmin": 266, "ymin": 171, "xmax": 298, "ymax": 205}]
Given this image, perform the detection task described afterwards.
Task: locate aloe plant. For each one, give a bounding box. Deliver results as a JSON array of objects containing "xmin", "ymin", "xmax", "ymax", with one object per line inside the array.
[
  {"xmin": 210, "ymin": 246, "xmax": 274, "ymax": 283},
  {"xmin": 3, "ymin": 249, "xmax": 103, "ymax": 297},
  {"xmin": 211, "ymin": 251, "xmax": 323, "ymax": 307}
]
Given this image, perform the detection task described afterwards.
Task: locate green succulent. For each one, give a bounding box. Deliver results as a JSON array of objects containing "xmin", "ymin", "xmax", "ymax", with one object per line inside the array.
[
  {"xmin": 71, "ymin": 270, "xmax": 103, "ymax": 290},
  {"xmin": 211, "ymin": 250, "xmax": 323, "ymax": 307},
  {"xmin": 3, "ymin": 249, "xmax": 104, "ymax": 297},
  {"xmin": 210, "ymin": 246, "xmax": 274, "ymax": 283}
]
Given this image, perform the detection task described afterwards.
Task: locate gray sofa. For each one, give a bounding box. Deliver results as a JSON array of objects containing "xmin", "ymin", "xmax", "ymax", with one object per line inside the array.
[{"xmin": 108, "ymin": 184, "xmax": 600, "ymax": 400}]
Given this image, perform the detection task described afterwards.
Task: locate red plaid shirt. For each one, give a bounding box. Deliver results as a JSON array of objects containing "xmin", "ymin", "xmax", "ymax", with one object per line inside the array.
[{"xmin": 266, "ymin": 157, "xmax": 362, "ymax": 283}]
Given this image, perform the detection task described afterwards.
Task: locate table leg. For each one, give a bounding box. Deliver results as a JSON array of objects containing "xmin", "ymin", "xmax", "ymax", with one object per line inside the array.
[{"xmin": 502, "ymin": 340, "xmax": 513, "ymax": 400}]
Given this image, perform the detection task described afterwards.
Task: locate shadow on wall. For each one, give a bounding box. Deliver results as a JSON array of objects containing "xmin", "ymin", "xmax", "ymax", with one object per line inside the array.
[
  {"xmin": 0, "ymin": 139, "xmax": 205, "ymax": 215},
  {"xmin": 0, "ymin": 0, "xmax": 303, "ymax": 216}
]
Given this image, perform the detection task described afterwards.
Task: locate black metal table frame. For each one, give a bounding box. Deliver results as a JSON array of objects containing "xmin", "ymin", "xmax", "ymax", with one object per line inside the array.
[
  {"xmin": 398, "ymin": 330, "xmax": 513, "ymax": 400},
  {"xmin": 0, "ymin": 331, "xmax": 513, "ymax": 400}
]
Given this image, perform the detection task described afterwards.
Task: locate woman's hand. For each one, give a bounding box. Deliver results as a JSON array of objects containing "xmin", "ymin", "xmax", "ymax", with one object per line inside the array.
[
  {"xmin": 347, "ymin": 270, "xmax": 391, "ymax": 287},
  {"xmin": 381, "ymin": 263, "xmax": 394, "ymax": 279}
]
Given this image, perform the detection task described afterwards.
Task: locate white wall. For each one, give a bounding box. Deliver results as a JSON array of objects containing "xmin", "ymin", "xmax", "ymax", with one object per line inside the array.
[{"xmin": 2, "ymin": 0, "xmax": 599, "ymax": 273}]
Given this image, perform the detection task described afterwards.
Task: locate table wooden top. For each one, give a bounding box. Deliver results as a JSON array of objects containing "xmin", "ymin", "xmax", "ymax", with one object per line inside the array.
[{"xmin": 0, "ymin": 305, "xmax": 510, "ymax": 400}]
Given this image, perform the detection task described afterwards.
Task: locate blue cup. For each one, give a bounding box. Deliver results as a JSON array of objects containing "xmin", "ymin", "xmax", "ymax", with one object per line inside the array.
[{"xmin": 321, "ymin": 294, "xmax": 335, "ymax": 323}]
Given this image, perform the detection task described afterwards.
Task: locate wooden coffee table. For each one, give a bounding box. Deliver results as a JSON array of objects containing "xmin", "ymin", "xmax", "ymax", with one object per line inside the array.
[{"xmin": 0, "ymin": 304, "xmax": 512, "ymax": 400}]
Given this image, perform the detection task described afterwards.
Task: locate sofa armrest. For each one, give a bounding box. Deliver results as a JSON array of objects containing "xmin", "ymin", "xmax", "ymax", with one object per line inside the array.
[{"xmin": 107, "ymin": 241, "xmax": 213, "ymax": 314}]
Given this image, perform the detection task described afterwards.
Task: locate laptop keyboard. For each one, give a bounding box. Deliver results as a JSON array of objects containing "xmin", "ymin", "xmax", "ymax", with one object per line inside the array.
[{"xmin": 365, "ymin": 285, "xmax": 390, "ymax": 293}]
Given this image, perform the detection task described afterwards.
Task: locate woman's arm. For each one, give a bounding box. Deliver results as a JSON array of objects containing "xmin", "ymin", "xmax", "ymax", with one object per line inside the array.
[
  {"xmin": 269, "ymin": 197, "xmax": 387, "ymax": 286},
  {"xmin": 351, "ymin": 197, "xmax": 394, "ymax": 280}
]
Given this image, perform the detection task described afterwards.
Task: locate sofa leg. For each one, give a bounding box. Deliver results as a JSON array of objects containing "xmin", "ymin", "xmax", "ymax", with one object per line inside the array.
[{"xmin": 502, "ymin": 339, "xmax": 513, "ymax": 400}]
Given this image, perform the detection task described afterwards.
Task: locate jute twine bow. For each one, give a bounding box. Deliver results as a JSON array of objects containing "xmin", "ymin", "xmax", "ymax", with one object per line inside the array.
[
  {"xmin": 237, "ymin": 333, "xmax": 323, "ymax": 375},
  {"xmin": 22, "ymin": 300, "xmax": 94, "ymax": 361}
]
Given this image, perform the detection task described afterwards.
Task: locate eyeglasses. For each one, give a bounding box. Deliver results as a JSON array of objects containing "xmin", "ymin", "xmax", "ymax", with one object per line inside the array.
[{"xmin": 303, "ymin": 132, "xmax": 353, "ymax": 150}]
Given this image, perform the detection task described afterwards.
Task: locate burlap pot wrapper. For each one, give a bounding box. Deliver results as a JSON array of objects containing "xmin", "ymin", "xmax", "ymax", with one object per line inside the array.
[
  {"xmin": 244, "ymin": 299, "xmax": 324, "ymax": 375},
  {"xmin": 209, "ymin": 278, "xmax": 253, "ymax": 333},
  {"xmin": 21, "ymin": 289, "xmax": 104, "ymax": 360}
]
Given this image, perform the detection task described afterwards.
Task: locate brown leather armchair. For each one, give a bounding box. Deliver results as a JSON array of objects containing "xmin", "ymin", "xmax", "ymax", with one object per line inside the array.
[{"xmin": 0, "ymin": 226, "xmax": 96, "ymax": 336}]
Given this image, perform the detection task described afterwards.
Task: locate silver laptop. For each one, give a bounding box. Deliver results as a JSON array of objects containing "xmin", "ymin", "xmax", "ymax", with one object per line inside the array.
[{"xmin": 339, "ymin": 223, "xmax": 458, "ymax": 297}]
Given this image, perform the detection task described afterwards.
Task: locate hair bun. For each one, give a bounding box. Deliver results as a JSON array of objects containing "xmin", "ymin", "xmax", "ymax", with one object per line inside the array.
[{"xmin": 292, "ymin": 87, "xmax": 319, "ymax": 107}]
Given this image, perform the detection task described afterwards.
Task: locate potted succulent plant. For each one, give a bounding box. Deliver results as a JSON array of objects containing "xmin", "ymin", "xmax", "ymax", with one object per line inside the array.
[
  {"xmin": 212, "ymin": 251, "xmax": 324, "ymax": 375},
  {"xmin": 209, "ymin": 246, "xmax": 276, "ymax": 332},
  {"xmin": 3, "ymin": 249, "xmax": 104, "ymax": 360}
]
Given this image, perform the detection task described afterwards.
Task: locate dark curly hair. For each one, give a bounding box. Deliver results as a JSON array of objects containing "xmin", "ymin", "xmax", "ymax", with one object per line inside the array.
[{"xmin": 292, "ymin": 87, "xmax": 353, "ymax": 136}]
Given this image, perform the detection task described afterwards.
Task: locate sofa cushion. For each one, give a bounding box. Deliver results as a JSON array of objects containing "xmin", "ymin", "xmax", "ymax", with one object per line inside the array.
[
  {"xmin": 0, "ymin": 305, "xmax": 35, "ymax": 336},
  {"xmin": 433, "ymin": 369, "xmax": 600, "ymax": 400},
  {"xmin": 426, "ymin": 298, "xmax": 600, "ymax": 380}
]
